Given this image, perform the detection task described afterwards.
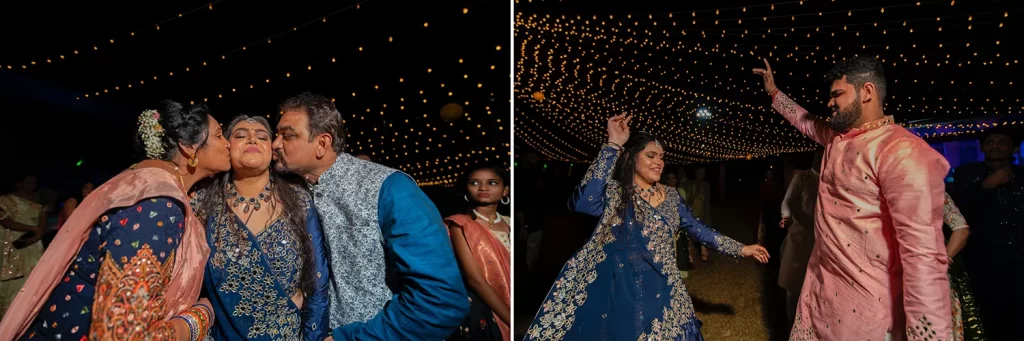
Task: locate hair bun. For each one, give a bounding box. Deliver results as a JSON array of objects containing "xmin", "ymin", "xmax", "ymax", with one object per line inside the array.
[
  {"xmin": 134, "ymin": 100, "xmax": 209, "ymax": 161},
  {"xmin": 137, "ymin": 109, "xmax": 165, "ymax": 159}
]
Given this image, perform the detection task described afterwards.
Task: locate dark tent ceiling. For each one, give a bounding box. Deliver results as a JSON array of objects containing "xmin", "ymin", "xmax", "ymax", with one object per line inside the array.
[
  {"xmin": 514, "ymin": 0, "xmax": 1023, "ymax": 164},
  {"xmin": 0, "ymin": 0, "xmax": 509, "ymax": 187}
]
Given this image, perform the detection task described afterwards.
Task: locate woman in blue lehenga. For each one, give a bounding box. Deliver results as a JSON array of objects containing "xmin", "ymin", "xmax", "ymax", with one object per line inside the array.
[
  {"xmin": 192, "ymin": 115, "xmax": 330, "ymax": 340},
  {"xmin": 525, "ymin": 114, "xmax": 769, "ymax": 341}
]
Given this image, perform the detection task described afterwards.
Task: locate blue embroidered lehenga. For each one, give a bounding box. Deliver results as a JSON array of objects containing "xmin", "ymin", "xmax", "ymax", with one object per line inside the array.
[
  {"xmin": 524, "ymin": 145, "xmax": 746, "ymax": 341},
  {"xmin": 194, "ymin": 187, "xmax": 330, "ymax": 341}
]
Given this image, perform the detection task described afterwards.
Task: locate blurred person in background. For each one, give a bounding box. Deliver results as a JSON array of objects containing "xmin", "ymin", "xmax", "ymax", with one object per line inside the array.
[
  {"xmin": 779, "ymin": 150, "xmax": 822, "ymax": 324},
  {"xmin": 0, "ymin": 173, "xmax": 47, "ymax": 316},
  {"xmin": 952, "ymin": 126, "xmax": 1024, "ymax": 340},
  {"xmin": 444, "ymin": 165, "xmax": 511, "ymax": 341}
]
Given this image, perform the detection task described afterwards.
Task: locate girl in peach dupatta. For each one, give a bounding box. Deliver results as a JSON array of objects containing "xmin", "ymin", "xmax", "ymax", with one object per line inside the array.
[
  {"xmin": 0, "ymin": 102, "xmax": 230, "ymax": 341},
  {"xmin": 445, "ymin": 166, "xmax": 511, "ymax": 341}
]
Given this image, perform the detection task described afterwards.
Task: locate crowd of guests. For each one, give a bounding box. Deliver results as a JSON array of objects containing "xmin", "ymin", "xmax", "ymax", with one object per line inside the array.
[{"xmin": 0, "ymin": 92, "xmax": 512, "ymax": 341}]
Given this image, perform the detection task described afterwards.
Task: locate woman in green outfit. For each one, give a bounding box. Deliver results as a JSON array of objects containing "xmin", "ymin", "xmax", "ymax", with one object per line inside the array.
[{"xmin": 943, "ymin": 192, "xmax": 985, "ymax": 340}]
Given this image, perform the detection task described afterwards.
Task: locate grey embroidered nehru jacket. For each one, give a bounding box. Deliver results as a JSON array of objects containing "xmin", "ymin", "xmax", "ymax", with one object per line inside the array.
[{"xmin": 308, "ymin": 153, "xmax": 469, "ymax": 340}]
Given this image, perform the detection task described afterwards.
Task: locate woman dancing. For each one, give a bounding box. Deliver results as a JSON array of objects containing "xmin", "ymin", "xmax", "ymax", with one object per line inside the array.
[
  {"xmin": 0, "ymin": 100, "xmax": 231, "ymax": 341},
  {"xmin": 524, "ymin": 114, "xmax": 769, "ymax": 340},
  {"xmin": 444, "ymin": 165, "xmax": 511, "ymax": 341},
  {"xmin": 192, "ymin": 115, "xmax": 330, "ymax": 340}
]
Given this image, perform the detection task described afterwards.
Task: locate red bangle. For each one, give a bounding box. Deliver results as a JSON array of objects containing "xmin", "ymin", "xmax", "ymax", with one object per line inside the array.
[{"xmin": 180, "ymin": 306, "xmax": 210, "ymax": 341}]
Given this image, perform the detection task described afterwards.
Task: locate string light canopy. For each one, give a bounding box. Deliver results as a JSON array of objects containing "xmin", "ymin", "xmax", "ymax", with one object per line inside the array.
[
  {"xmin": 3, "ymin": 0, "xmax": 508, "ymax": 187},
  {"xmin": 2, "ymin": 1, "xmax": 222, "ymax": 71},
  {"xmin": 77, "ymin": 0, "xmax": 367, "ymax": 99},
  {"xmin": 515, "ymin": 0, "xmax": 1021, "ymax": 164}
]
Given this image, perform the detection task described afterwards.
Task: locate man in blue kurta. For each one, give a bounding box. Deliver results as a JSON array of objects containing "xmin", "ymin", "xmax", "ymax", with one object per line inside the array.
[{"xmin": 271, "ymin": 91, "xmax": 469, "ymax": 340}]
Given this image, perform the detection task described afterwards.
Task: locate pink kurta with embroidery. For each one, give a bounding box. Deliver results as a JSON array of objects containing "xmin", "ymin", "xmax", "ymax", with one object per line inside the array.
[{"xmin": 773, "ymin": 92, "xmax": 952, "ymax": 341}]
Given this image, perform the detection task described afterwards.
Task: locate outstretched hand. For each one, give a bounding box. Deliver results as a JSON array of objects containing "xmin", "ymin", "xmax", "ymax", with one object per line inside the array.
[
  {"xmin": 607, "ymin": 113, "xmax": 632, "ymax": 146},
  {"xmin": 741, "ymin": 244, "xmax": 770, "ymax": 263},
  {"xmin": 751, "ymin": 58, "xmax": 778, "ymax": 95}
]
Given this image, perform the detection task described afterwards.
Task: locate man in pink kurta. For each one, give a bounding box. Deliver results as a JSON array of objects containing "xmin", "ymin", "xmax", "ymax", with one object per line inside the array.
[{"xmin": 754, "ymin": 56, "xmax": 952, "ymax": 340}]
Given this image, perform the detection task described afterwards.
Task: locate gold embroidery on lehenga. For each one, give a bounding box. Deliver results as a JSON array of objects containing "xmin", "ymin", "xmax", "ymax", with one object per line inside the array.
[
  {"xmin": 712, "ymin": 234, "xmax": 743, "ymax": 257},
  {"xmin": 637, "ymin": 189, "xmax": 695, "ymax": 340},
  {"xmin": 209, "ymin": 210, "xmax": 301, "ymax": 339},
  {"xmin": 580, "ymin": 145, "xmax": 620, "ymax": 186},
  {"xmin": 525, "ymin": 154, "xmax": 619, "ymax": 340}
]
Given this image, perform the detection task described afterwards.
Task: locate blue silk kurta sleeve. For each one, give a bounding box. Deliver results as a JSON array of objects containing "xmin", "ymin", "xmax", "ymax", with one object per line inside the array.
[
  {"xmin": 330, "ymin": 173, "xmax": 469, "ymax": 341},
  {"xmin": 676, "ymin": 197, "xmax": 744, "ymax": 257},
  {"xmin": 569, "ymin": 145, "xmax": 621, "ymax": 216},
  {"xmin": 302, "ymin": 206, "xmax": 331, "ymax": 341}
]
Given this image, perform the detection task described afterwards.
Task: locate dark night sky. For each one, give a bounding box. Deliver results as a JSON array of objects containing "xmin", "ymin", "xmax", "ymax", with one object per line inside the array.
[{"xmin": 0, "ymin": 0, "xmax": 511, "ymax": 206}]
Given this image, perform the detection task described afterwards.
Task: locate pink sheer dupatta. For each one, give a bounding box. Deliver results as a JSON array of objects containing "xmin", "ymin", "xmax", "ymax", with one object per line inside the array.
[
  {"xmin": 0, "ymin": 167, "xmax": 210, "ymax": 340},
  {"xmin": 445, "ymin": 214, "xmax": 511, "ymax": 341}
]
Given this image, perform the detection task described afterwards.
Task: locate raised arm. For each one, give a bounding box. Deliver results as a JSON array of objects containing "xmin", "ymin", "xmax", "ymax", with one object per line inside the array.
[
  {"xmin": 302, "ymin": 206, "xmax": 331, "ymax": 341},
  {"xmin": 89, "ymin": 197, "xmax": 212, "ymax": 341},
  {"xmin": 876, "ymin": 139, "xmax": 952, "ymax": 338},
  {"xmin": 568, "ymin": 144, "xmax": 621, "ymax": 216},
  {"xmin": 330, "ymin": 174, "xmax": 469, "ymax": 340},
  {"xmin": 753, "ymin": 58, "xmax": 836, "ymax": 146},
  {"xmin": 569, "ymin": 113, "xmax": 630, "ymax": 216}
]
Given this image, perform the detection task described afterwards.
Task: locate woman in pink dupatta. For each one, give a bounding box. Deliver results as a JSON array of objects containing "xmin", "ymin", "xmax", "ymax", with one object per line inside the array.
[
  {"xmin": 445, "ymin": 165, "xmax": 511, "ymax": 341},
  {"xmin": 0, "ymin": 101, "xmax": 230, "ymax": 341}
]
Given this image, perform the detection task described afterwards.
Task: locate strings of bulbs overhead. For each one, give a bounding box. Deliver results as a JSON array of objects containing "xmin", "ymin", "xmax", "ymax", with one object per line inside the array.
[
  {"xmin": 76, "ymin": 1, "xmax": 371, "ymax": 99},
  {"xmin": 3, "ymin": 1, "xmax": 222, "ymax": 71},
  {"xmin": 515, "ymin": 0, "xmax": 1020, "ymax": 164}
]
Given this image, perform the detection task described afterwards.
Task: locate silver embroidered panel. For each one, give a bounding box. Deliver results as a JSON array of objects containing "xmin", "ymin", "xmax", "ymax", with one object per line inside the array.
[{"xmin": 310, "ymin": 154, "xmax": 398, "ymax": 328}]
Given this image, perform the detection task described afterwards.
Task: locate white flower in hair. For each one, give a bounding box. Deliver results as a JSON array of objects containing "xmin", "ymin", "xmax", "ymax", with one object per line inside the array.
[{"xmin": 138, "ymin": 109, "xmax": 165, "ymax": 159}]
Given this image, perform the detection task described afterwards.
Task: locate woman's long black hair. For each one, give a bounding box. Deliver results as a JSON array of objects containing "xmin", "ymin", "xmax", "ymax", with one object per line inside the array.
[
  {"xmin": 611, "ymin": 132, "xmax": 662, "ymax": 219},
  {"xmin": 195, "ymin": 115, "xmax": 316, "ymax": 296},
  {"xmin": 458, "ymin": 164, "xmax": 510, "ymax": 217}
]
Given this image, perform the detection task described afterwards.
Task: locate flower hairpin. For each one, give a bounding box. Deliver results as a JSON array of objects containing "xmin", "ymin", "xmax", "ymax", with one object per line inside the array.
[{"xmin": 138, "ymin": 109, "xmax": 165, "ymax": 159}]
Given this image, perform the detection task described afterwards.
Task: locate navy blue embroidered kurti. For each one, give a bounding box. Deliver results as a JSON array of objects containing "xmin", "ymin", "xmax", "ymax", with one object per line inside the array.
[
  {"xmin": 22, "ymin": 197, "xmax": 184, "ymax": 340},
  {"xmin": 525, "ymin": 145, "xmax": 745, "ymax": 341},
  {"xmin": 200, "ymin": 197, "xmax": 330, "ymax": 341}
]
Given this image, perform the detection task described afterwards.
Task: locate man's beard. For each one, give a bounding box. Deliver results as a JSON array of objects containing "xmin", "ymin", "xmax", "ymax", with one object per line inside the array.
[
  {"xmin": 273, "ymin": 150, "xmax": 292, "ymax": 174},
  {"xmin": 827, "ymin": 97, "xmax": 862, "ymax": 132}
]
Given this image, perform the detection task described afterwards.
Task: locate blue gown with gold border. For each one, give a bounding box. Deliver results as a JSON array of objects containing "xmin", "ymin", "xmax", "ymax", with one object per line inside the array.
[{"xmin": 524, "ymin": 145, "xmax": 745, "ymax": 341}]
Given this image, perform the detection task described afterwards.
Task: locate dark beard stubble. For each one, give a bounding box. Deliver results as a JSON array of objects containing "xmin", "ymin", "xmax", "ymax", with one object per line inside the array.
[{"xmin": 827, "ymin": 95, "xmax": 862, "ymax": 132}]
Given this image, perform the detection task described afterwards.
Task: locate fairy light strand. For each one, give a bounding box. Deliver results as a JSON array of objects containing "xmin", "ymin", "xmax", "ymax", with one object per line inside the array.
[
  {"xmin": 4, "ymin": 1, "xmax": 223, "ymax": 70},
  {"xmin": 514, "ymin": 2, "xmax": 1018, "ymax": 164},
  {"xmin": 76, "ymin": 0, "xmax": 369, "ymax": 98}
]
